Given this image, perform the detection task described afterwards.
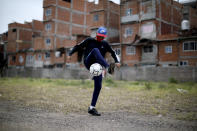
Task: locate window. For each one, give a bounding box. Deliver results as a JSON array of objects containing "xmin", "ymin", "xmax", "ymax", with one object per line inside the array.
[
  {"xmin": 179, "ymin": 61, "xmax": 188, "ymax": 66},
  {"xmin": 165, "ymin": 46, "xmax": 172, "ymax": 53},
  {"xmin": 45, "ymin": 52, "xmax": 51, "ymax": 59},
  {"xmin": 114, "ymin": 48, "xmax": 121, "ymax": 56},
  {"xmin": 126, "ymin": 46, "xmax": 136, "ymax": 55},
  {"xmin": 56, "ymin": 64, "xmax": 63, "ymax": 68},
  {"xmin": 19, "ymin": 55, "xmax": 24, "ymax": 63},
  {"xmin": 12, "ymin": 56, "xmax": 16, "ymax": 62},
  {"xmin": 38, "ymin": 54, "xmax": 42, "ymax": 60},
  {"xmin": 12, "ymin": 29, "xmax": 16, "ymax": 32},
  {"xmin": 45, "ymin": 38, "xmax": 51, "ymax": 45},
  {"xmin": 94, "ymin": 14, "xmax": 99, "ymax": 21},
  {"xmin": 62, "ymin": 0, "xmax": 71, "ymax": 2},
  {"xmin": 45, "ymin": 23, "xmax": 51, "ymax": 31},
  {"xmin": 183, "ymin": 41, "xmax": 197, "ymax": 51},
  {"xmin": 143, "ymin": 45, "xmax": 153, "ymax": 53},
  {"xmin": 125, "ymin": 27, "xmax": 133, "ymax": 36},
  {"xmin": 26, "ymin": 55, "xmax": 34, "ymax": 65},
  {"xmin": 66, "ymin": 48, "xmax": 71, "ymax": 56},
  {"xmin": 125, "ymin": 8, "xmax": 132, "ymax": 16},
  {"xmin": 45, "ymin": 8, "xmax": 52, "ymax": 16}
]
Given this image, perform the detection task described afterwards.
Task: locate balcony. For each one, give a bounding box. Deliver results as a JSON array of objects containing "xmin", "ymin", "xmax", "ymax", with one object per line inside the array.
[{"xmin": 121, "ymin": 14, "xmax": 139, "ymax": 24}]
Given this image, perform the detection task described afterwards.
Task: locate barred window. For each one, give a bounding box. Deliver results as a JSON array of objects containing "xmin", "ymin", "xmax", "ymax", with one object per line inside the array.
[
  {"xmin": 125, "ymin": 27, "xmax": 133, "ymax": 36},
  {"xmin": 125, "ymin": 8, "xmax": 132, "ymax": 16},
  {"xmin": 126, "ymin": 46, "xmax": 136, "ymax": 55},
  {"xmin": 165, "ymin": 46, "xmax": 172, "ymax": 53},
  {"xmin": 45, "ymin": 52, "xmax": 51, "ymax": 59},
  {"xmin": 45, "ymin": 38, "xmax": 51, "ymax": 45},
  {"xmin": 183, "ymin": 41, "xmax": 197, "ymax": 51},
  {"xmin": 94, "ymin": 14, "xmax": 99, "ymax": 21},
  {"xmin": 179, "ymin": 61, "xmax": 188, "ymax": 66},
  {"xmin": 45, "ymin": 23, "xmax": 51, "ymax": 31},
  {"xmin": 45, "ymin": 8, "xmax": 52, "ymax": 16}
]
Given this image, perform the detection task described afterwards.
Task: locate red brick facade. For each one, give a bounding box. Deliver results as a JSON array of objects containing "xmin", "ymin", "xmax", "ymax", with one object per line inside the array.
[{"xmin": 1, "ymin": 0, "xmax": 197, "ymax": 68}]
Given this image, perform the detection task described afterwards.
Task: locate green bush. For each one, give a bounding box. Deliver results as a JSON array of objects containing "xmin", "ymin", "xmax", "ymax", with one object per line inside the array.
[
  {"xmin": 145, "ymin": 82, "xmax": 152, "ymax": 90},
  {"xmin": 169, "ymin": 77, "xmax": 178, "ymax": 84}
]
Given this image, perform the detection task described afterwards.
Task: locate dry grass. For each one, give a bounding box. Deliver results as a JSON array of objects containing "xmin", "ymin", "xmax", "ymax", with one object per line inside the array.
[{"xmin": 0, "ymin": 77, "xmax": 197, "ymax": 121}]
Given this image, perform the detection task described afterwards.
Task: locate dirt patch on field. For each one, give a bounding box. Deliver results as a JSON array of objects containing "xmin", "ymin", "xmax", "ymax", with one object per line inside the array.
[{"xmin": 0, "ymin": 101, "xmax": 197, "ymax": 131}]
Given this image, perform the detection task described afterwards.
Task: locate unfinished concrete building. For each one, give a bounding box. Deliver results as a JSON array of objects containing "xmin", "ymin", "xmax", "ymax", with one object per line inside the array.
[
  {"xmin": 41, "ymin": 0, "xmax": 120, "ymax": 68},
  {"xmin": 6, "ymin": 20, "xmax": 43, "ymax": 67},
  {"xmin": 4, "ymin": 0, "xmax": 120, "ymax": 68},
  {"xmin": 120, "ymin": 0, "xmax": 197, "ymax": 67},
  {"xmin": 2, "ymin": 0, "xmax": 197, "ymax": 68}
]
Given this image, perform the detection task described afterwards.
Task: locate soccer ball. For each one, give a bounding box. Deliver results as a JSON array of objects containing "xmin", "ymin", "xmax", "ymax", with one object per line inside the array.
[{"xmin": 89, "ymin": 63, "xmax": 103, "ymax": 76}]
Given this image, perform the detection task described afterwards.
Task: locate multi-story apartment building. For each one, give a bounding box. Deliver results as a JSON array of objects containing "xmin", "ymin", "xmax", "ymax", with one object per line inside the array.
[
  {"xmin": 2, "ymin": 0, "xmax": 197, "ymax": 68},
  {"xmin": 42, "ymin": 0, "xmax": 120, "ymax": 67},
  {"xmin": 6, "ymin": 20, "xmax": 43, "ymax": 67},
  {"xmin": 120, "ymin": 0, "xmax": 197, "ymax": 67}
]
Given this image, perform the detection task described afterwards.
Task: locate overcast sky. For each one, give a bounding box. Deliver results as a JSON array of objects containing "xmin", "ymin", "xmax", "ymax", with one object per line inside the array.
[{"xmin": 0, "ymin": 0, "xmax": 194, "ymax": 34}]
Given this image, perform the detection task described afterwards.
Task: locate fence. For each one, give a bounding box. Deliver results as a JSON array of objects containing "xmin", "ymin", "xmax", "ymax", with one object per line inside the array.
[{"xmin": 3, "ymin": 67, "xmax": 197, "ymax": 82}]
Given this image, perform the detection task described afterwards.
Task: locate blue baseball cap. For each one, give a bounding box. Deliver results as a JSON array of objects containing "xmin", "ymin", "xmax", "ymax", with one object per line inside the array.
[{"xmin": 97, "ymin": 27, "xmax": 107, "ymax": 37}]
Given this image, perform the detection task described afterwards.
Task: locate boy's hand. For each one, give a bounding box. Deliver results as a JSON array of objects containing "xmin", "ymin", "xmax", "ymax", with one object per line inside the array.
[{"xmin": 67, "ymin": 56, "xmax": 71, "ymax": 61}]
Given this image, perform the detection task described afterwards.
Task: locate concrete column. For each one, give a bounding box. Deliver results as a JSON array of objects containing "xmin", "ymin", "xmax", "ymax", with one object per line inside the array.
[
  {"xmin": 84, "ymin": 0, "xmax": 87, "ymax": 34},
  {"xmin": 69, "ymin": 0, "xmax": 73, "ymax": 37},
  {"xmin": 54, "ymin": 0, "xmax": 58, "ymax": 49},
  {"xmin": 16, "ymin": 28, "xmax": 19, "ymax": 52},
  {"xmin": 159, "ymin": 0, "xmax": 161, "ymax": 35}
]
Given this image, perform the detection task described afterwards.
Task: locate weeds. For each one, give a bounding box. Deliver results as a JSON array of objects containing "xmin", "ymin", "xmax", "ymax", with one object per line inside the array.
[
  {"xmin": 145, "ymin": 82, "xmax": 152, "ymax": 90},
  {"xmin": 169, "ymin": 77, "xmax": 178, "ymax": 84},
  {"xmin": 0, "ymin": 77, "xmax": 197, "ymax": 121}
]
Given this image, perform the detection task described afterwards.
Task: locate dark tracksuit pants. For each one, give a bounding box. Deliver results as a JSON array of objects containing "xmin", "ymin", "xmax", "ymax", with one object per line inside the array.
[{"xmin": 84, "ymin": 48, "xmax": 109, "ymax": 107}]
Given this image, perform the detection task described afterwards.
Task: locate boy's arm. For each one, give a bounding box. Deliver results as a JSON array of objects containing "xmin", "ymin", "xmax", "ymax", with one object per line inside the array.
[
  {"xmin": 105, "ymin": 41, "xmax": 121, "ymax": 68},
  {"xmin": 68, "ymin": 38, "xmax": 89, "ymax": 56}
]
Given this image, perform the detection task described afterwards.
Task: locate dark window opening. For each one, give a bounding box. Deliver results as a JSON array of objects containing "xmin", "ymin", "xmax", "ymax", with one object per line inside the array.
[
  {"xmin": 94, "ymin": 14, "xmax": 99, "ymax": 21},
  {"xmin": 143, "ymin": 46, "xmax": 153, "ymax": 53},
  {"xmin": 12, "ymin": 56, "xmax": 16, "ymax": 62},
  {"xmin": 56, "ymin": 64, "xmax": 63, "ymax": 68},
  {"xmin": 12, "ymin": 29, "xmax": 16, "ymax": 32},
  {"xmin": 62, "ymin": 0, "xmax": 71, "ymax": 2}
]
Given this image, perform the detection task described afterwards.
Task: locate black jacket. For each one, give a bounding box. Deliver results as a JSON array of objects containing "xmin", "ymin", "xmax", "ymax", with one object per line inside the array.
[{"xmin": 69, "ymin": 37, "xmax": 119, "ymax": 64}]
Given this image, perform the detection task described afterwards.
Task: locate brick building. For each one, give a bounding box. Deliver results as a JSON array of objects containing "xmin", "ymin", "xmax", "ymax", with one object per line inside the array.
[
  {"xmin": 6, "ymin": 20, "xmax": 43, "ymax": 67},
  {"xmin": 2, "ymin": 0, "xmax": 197, "ymax": 68},
  {"xmin": 120, "ymin": 0, "xmax": 197, "ymax": 67}
]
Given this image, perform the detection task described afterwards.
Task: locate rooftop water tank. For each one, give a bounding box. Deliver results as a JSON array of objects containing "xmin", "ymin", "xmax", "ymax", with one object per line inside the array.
[{"xmin": 181, "ymin": 20, "xmax": 190, "ymax": 30}]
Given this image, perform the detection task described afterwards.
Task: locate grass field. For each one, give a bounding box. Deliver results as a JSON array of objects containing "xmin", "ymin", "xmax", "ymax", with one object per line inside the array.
[{"xmin": 0, "ymin": 77, "xmax": 197, "ymax": 121}]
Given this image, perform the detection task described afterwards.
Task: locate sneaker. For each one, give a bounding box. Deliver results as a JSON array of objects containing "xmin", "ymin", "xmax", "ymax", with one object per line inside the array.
[
  {"xmin": 108, "ymin": 63, "xmax": 115, "ymax": 74},
  {"xmin": 88, "ymin": 107, "xmax": 101, "ymax": 116}
]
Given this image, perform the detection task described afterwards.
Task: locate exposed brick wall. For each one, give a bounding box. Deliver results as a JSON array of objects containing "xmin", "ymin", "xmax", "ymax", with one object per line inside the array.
[
  {"xmin": 44, "ymin": 6, "xmax": 56, "ymax": 21},
  {"xmin": 16, "ymin": 53, "xmax": 26, "ymax": 66},
  {"xmin": 120, "ymin": 1, "xmax": 138, "ymax": 16},
  {"xmin": 189, "ymin": 7, "xmax": 197, "ymax": 28},
  {"xmin": 56, "ymin": 22, "xmax": 70, "ymax": 36},
  {"xmin": 72, "ymin": 13, "xmax": 85, "ymax": 25},
  {"xmin": 57, "ymin": 8, "xmax": 70, "ymax": 22},
  {"xmin": 161, "ymin": 0, "xmax": 171, "ymax": 22},
  {"xmin": 161, "ymin": 22, "xmax": 171, "ymax": 35},
  {"xmin": 34, "ymin": 37, "xmax": 44, "ymax": 50},
  {"xmin": 19, "ymin": 30, "xmax": 32, "ymax": 41},
  {"xmin": 121, "ymin": 45, "xmax": 141, "ymax": 66},
  {"xmin": 73, "ymin": 0, "xmax": 85, "ymax": 12},
  {"xmin": 121, "ymin": 23, "xmax": 139, "ymax": 44},
  {"xmin": 158, "ymin": 41, "xmax": 179, "ymax": 62}
]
